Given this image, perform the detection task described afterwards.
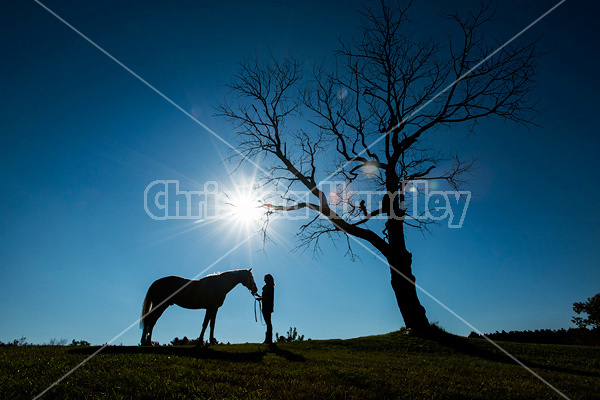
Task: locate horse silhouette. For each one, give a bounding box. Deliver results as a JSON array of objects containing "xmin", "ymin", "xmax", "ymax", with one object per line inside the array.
[{"xmin": 140, "ymin": 269, "xmax": 258, "ymax": 346}]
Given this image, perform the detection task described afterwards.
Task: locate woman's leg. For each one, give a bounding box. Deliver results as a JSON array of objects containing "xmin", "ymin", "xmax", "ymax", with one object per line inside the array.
[{"xmin": 262, "ymin": 310, "xmax": 272, "ymax": 343}]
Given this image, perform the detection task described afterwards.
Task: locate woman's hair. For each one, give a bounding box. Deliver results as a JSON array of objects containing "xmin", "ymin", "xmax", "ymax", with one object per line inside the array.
[{"xmin": 264, "ymin": 273, "xmax": 275, "ymax": 286}]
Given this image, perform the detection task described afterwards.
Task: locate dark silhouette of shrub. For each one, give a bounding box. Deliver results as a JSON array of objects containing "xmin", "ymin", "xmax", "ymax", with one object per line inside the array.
[
  {"xmin": 169, "ymin": 336, "xmax": 206, "ymax": 346},
  {"xmin": 0, "ymin": 337, "xmax": 29, "ymax": 347},
  {"xmin": 276, "ymin": 327, "xmax": 304, "ymax": 343},
  {"xmin": 71, "ymin": 339, "xmax": 91, "ymax": 346},
  {"xmin": 573, "ymin": 293, "xmax": 600, "ymax": 329},
  {"xmin": 47, "ymin": 338, "xmax": 68, "ymax": 346},
  {"xmin": 469, "ymin": 328, "xmax": 600, "ymax": 346}
]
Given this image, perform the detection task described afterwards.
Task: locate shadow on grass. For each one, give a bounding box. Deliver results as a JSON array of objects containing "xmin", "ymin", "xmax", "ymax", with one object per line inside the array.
[
  {"xmin": 268, "ymin": 343, "xmax": 306, "ymax": 362},
  {"xmin": 69, "ymin": 344, "xmax": 305, "ymax": 363},
  {"xmin": 422, "ymin": 328, "xmax": 600, "ymax": 379}
]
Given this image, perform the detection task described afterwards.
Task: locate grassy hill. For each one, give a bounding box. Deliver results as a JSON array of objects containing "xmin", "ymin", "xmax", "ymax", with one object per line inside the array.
[{"xmin": 2, "ymin": 331, "xmax": 599, "ymax": 399}]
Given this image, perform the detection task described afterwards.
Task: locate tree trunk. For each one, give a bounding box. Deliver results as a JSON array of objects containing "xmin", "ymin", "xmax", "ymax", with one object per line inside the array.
[
  {"xmin": 386, "ymin": 219, "xmax": 430, "ymax": 332},
  {"xmin": 388, "ymin": 250, "xmax": 429, "ymax": 331}
]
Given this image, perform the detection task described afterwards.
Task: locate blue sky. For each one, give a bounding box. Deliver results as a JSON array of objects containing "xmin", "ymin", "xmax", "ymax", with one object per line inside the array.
[{"xmin": 1, "ymin": 0, "xmax": 599, "ymax": 346}]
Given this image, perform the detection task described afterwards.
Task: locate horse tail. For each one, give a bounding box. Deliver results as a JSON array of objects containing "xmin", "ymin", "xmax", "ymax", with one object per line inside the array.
[{"xmin": 140, "ymin": 289, "xmax": 153, "ymax": 329}]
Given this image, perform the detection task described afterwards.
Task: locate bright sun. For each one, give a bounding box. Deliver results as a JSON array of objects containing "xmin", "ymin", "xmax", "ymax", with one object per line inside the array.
[{"xmin": 230, "ymin": 193, "xmax": 264, "ymax": 223}]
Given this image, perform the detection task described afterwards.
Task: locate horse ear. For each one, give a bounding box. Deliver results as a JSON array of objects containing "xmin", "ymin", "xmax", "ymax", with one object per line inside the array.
[{"xmin": 249, "ymin": 267, "xmax": 253, "ymax": 271}]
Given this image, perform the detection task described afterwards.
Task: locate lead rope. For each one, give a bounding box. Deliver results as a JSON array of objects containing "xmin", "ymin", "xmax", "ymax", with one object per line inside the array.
[{"xmin": 254, "ymin": 297, "xmax": 265, "ymax": 326}]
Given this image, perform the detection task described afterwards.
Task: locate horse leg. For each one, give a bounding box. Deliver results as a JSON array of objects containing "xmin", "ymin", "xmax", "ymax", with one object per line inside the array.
[
  {"xmin": 141, "ymin": 325, "xmax": 149, "ymax": 346},
  {"xmin": 209, "ymin": 308, "xmax": 218, "ymax": 345},
  {"xmin": 141, "ymin": 317, "xmax": 154, "ymax": 346},
  {"xmin": 142, "ymin": 304, "xmax": 168, "ymax": 346},
  {"xmin": 141, "ymin": 315, "xmax": 154, "ymax": 346},
  {"xmin": 199, "ymin": 309, "xmax": 211, "ymax": 345}
]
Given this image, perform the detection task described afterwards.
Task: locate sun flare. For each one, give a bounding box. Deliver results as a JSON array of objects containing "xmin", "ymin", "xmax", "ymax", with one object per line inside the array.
[{"xmin": 230, "ymin": 193, "xmax": 264, "ymax": 223}]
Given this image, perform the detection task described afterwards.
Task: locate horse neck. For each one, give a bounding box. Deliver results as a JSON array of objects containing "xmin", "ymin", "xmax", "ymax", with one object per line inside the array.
[{"xmin": 221, "ymin": 270, "xmax": 246, "ymax": 294}]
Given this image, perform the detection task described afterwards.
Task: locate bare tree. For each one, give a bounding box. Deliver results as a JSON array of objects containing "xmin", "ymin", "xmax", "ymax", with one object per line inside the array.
[{"xmin": 218, "ymin": 1, "xmax": 539, "ymax": 332}]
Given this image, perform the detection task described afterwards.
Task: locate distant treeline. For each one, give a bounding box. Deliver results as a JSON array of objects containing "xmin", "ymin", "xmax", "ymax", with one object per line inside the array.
[
  {"xmin": 0, "ymin": 338, "xmax": 91, "ymax": 347},
  {"xmin": 469, "ymin": 328, "xmax": 600, "ymax": 346}
]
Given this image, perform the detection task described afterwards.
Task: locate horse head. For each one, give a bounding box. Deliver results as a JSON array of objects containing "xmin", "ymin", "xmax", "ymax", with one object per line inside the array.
[{"xmin": 244, "ymin": 268, "xmax": 258, "ymax": 295}]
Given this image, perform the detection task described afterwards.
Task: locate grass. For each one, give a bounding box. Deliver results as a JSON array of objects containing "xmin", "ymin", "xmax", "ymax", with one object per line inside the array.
[{"xmin": 1, "ymin": 331, "xmax": 599, "ymax": 399}]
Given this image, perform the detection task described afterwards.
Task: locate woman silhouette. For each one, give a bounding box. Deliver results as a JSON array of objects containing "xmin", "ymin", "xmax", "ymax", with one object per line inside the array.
[{"xmin": 256, "ymin": 274, "xmax": 275, "ymax": 344}]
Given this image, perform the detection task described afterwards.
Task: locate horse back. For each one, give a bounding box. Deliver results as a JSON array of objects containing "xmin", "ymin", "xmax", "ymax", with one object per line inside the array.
[{"xmin": 149, "ymin": 275, "xmax": 225, "ymax": 310}]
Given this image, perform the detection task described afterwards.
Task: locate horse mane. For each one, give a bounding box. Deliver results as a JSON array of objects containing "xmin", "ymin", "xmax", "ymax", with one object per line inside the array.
[{"xmin": 205, "ymin": 268, "xmax": 249, "ymax": 278}]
